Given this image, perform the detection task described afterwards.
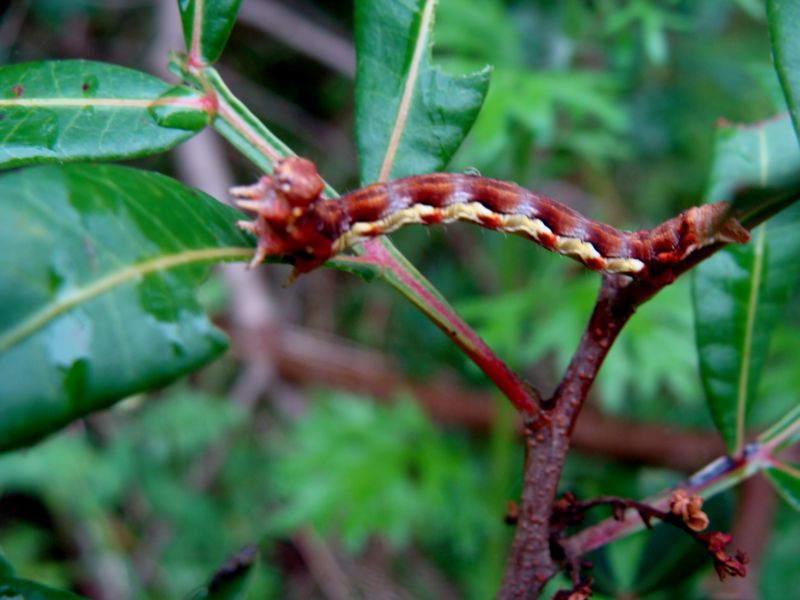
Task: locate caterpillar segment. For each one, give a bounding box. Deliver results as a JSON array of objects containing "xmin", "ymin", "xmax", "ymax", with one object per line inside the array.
[{"xmin": 232, "ymin": 156, "xmax": 749, "ymax": 276}]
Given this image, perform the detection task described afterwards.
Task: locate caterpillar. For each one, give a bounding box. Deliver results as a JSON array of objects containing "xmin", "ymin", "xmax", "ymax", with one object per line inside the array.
[{"xmin": 232, "ymin": 156, "xmax": 750, "ymax": 276}]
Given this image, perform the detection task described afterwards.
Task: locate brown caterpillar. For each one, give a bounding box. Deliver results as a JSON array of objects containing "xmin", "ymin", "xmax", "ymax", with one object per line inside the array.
[{"xmin": 232, "ymin": 157, "xmax": 750, "ymax": 276}]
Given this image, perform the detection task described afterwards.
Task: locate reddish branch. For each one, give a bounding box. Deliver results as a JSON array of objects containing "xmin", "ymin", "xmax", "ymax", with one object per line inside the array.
[
  {"xmin": 498, "ymin": 273, "xmax": 640, "ymax": 598},
  {"xmin": 497, "ymin": 242, "xmax": 749, "ymax": 598},
  {"xmin": 548, "ymin": 491, "xmax": 746, "ymax": 590},
  {"xmin": 229, "ymin": 158, "xmax": 751, "ymax": 598}
]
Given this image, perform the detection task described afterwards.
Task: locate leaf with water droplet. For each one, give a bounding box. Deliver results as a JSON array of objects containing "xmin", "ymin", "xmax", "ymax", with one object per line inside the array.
[
  {"xmin": 0, "ymin": 163, "xmax": 254, "ymax": 452},
  {"xmin": 0, "ymin": 60, "xmax": 211, "ymax": 170}
]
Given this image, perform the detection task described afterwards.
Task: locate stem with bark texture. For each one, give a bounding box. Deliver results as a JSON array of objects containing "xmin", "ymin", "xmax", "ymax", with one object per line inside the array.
[{"xmin": 498, "ymin": 275, "xmax": 638, "ymax": 598}]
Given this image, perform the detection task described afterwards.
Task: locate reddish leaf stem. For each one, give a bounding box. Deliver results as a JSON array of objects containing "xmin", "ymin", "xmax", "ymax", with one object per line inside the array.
[{"xmin": 361, "ymin": 238, "xmax": 541, "ymax": 415}]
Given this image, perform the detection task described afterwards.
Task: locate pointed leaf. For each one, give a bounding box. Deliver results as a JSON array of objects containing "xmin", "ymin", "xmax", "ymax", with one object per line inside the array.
[
  {"xmin": 706, "ymin": 115, "xmax": 800, "ymax": 222},
  {"xmin": 694, "ymin": 120, "xmax": 800, "ymax": 452},
  {"xmin": 768, "ymin": 0, "xmax": 800, "ymax": 143},
  {"xmin": 354, "ymin": 0, "xmax": 490, "ymax": 183},
  {"xmin": 0, "ymin": 60, "xmax": 211, "ymax": 170},
  {"xmin": 179, "ymin": 0, "xmax": 244, "ymax": 65},
  {"xmin": 766, "ymin": 462, "xmax": 800, "ymax": 511},
  {"xmin": 0, "ymin": 164, "xmax": 253, "ymax": 452}
]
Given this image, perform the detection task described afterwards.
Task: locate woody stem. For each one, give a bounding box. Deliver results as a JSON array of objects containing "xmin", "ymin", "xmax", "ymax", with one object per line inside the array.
[{"xmin": 497, "ymin": 274, "xmax": 640, "ymax": 599}]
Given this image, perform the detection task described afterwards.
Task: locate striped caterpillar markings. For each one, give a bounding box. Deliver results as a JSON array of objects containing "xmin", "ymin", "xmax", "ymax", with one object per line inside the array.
[
  {"xmin": 334, "ymin": 201, "xmax": 646, "ymax": 274},
  {"xmin": 232, "ymin": 157, "xmax": 749, "ymax": 276}
]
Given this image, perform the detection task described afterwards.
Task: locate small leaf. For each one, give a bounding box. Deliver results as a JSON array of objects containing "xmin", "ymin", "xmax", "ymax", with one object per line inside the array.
[
  {"xmin": 179, "ymin": 0, "xmax": 244, "ymax": 65},
  {"xmin": 0, "ymin": 164, "xmax": 253, "ymax": 451},
  {"xmin": 0, "ymin": 575, "xmax": 86, "ymax": 599},
  {"xmin": 0, "ymin": 60, "xmax": 211, "ymax": 169},
  {"xmin": 768, "ymin": 0, "xmax": 800, "ymax": 143},
  {"xmin": 187, "ymin": 545, "xmax": 258, "ymax": 600},
  {"xmin": 354, "ymin": 0, "xmax": 490, "ymax": 183},
  {"xmin": 766, "ymin": 462, "xmax": 800, "ymax": 511},
  {"xmin": 694, "ymin": 117, "xmax": 800, "ymax": 453}
]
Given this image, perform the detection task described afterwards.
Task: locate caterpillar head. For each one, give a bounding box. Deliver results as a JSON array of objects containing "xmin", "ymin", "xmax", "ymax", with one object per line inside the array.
[
  {"xmin": 231, "ymin": 156, "xmax": 334, "ymax": 272},
  {"xmin": 273, "ymin": 156, "xmax": 324, "ymax": 208}
]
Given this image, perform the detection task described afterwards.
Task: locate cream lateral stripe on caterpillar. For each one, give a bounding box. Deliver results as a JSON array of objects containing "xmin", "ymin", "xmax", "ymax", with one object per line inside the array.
[
  {"xmin": 229, "ymin": 156, "xmax": 750, "ymax": 275},
  {"xmin": 331, "ymin": 202, "xmax": 646, "ymax": 274}
]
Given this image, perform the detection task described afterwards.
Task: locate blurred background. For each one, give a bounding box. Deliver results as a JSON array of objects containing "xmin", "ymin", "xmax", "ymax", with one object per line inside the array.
[{"xmin": 1, "ymin": 0, "xmax": 798, "ymax": 598}]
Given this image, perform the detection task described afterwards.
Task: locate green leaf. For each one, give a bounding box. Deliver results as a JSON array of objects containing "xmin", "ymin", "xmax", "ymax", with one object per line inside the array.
[
  {"xmin": 0, "ymin": 576, "xmax": 86, "ymax": 599},
  {"xmin": 706, "ymin": 115, "xmax": 800, "ymax": 224},
  {"xmin": 187, "ymin": 545, "xmax": 258, "ymax": 600},
  {"xmin": 354, "ymin": 0, "xmax": 491, "ymax": 182},
  {"xmin": 766, "ymin": 462, "xmax": 800, "ymax": 511},
  {"xmin": 769, "ymin": 0, "xmax": 800, "ymax": 143},
  {"xmin": 0, "ymin": 60, "xmax": 211, "ymax": 170},
  {"xmin": 694, "ymin": 124, "xmax": 800, "ymax": 452},
  {"xmin": 0, "ymin": 554, "xmax": 13, "ymax": 578},
  {"xmin": 0, "ymin": 164, "xmax": 253, "ymax": 452},
  {"xmin": 179, "ymin": 0, "xmax": 243, "ymax": 65}
]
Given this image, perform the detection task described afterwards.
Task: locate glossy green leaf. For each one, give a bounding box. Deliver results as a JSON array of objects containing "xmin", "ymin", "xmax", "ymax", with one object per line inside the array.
[
  {"xmin": 0, "ymin": 60, "xmax": 211, "ymax": 170},
  {"xmin": 694, "ymin": 119, "xmax": 800, "ymax": 452},
  {"xmin": 354, "ymin": 0, "xmax": 491, "ymax": 182},
  {"xmin": 0, "ymin": 164, "xmax": 253, "ymax": 452},
  {"xmin": 0, "ymin": 576, "xmax": 86, "ymax": 599},
  {"xmin": 766, "ymin": 462, "xmax": 800, "ymax": 511},
  {"xmin": 769, "ymin": 0, "xmax": 800, "ymax": 143},
  {"xmin": 706, "ymin": 115, "xmax": 800, "ymax": 223},
  {"xmin": 179, "ymin": 0, "xmax": 243, "ymax": 65}
]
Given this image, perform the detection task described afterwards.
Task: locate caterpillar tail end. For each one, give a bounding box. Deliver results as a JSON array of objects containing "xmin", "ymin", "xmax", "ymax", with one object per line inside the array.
[{"xmin": 716, "ymin": 217, "xmax": 750, "ymax": 245}]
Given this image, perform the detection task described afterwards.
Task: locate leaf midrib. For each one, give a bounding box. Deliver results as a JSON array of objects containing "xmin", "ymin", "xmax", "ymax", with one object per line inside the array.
[
  {"xmin": 0, "ymin": 247, "xmax": 250, "ymax": 354},
  {"xmin": 0, "ymin": 97, "xmax": 199, "ymax": 108},
  {"xmin": 376, "ymin": 0, "xmax": 436, "ymax": 183}
]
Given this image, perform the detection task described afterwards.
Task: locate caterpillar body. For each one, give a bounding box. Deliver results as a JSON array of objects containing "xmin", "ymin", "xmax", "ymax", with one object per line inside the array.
[{"xmin": 233, "ymin": 157, "xmax": 749, "ymax": 276}]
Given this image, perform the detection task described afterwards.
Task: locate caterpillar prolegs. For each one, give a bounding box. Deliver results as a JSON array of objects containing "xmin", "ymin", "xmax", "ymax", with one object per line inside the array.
[{"xmin": 232, "ymin": 157, "xmax": 750, "ymax": 276}]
